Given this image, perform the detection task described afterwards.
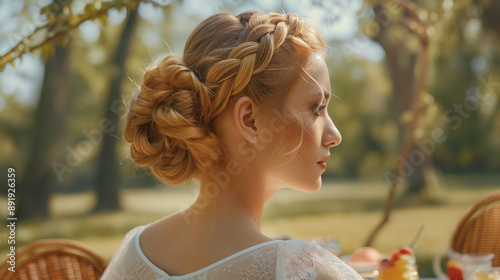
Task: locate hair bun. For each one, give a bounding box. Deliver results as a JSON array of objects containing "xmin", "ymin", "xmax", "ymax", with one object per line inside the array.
[{"xmin": 124, "ymin": 55, "xmax": 222, "ymax": 185}]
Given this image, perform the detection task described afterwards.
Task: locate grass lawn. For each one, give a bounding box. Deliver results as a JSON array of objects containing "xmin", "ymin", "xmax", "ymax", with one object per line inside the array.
[{"xmin": 1, "ymin": 174, "xmax": 498, "ymax": 277}]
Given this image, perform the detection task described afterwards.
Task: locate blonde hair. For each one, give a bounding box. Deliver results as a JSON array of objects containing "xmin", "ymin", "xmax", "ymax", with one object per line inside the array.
[{"xmin": 123, "ymin": 11, "xmax": 326, "ymax": 185}]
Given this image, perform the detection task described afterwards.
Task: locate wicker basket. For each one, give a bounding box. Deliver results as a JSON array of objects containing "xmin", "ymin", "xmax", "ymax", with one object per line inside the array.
[
  {"xmin": 0, "ymin": 239, "xmax": 108, "ymax": 280},
  {"xmin": 451, "ymin": 191, "xmax": 500, "ymax": 267}
]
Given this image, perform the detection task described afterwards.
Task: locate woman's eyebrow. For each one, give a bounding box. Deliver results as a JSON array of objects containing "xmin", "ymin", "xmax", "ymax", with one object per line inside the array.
[
  {"xmin": 310, "ymin": 91, "xmax": 332, "ymax": 101},
  {"xmin": 310, "ymin": 91, "xmax": 324, "ymax": 98},
  {"xmin": 324, "ymin": 90, "xmax": 332, "ymax": 101}
]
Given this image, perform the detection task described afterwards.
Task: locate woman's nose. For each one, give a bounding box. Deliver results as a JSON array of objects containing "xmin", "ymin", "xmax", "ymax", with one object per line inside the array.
[{"xmin": 323, "ymin": 117, "xmax": 342, "ymax": 148}]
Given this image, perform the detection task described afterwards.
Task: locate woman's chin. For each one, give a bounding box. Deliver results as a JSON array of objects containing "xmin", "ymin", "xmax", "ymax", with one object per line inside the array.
[
  {"xmin": 290, "ymin": 178, "xmax": 322, "ymax": 193},
  {"xmin": 311, "ymin": 177, "xmax": 323, "ymax": 192}
]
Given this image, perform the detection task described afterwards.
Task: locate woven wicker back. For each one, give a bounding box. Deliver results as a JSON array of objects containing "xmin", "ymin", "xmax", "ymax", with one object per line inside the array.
[
  {"xmin": 0, "ymin": 239, "xmax": 108, "ymax": 280},
  {"xmin": 451, "ymin": 191, "xmax": 500, "ymax": 267}
]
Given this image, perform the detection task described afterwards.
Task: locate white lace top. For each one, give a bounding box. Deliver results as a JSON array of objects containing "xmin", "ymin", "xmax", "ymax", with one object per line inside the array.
[{"xmin": 101, "ymin": 225, "xmax": 362, "ymax": 280}]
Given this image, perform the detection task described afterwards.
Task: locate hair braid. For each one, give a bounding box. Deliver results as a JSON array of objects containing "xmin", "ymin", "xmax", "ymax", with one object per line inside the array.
[{"xmin": 206, "ymin": 13, "xmax": 303, "ymax": 118}]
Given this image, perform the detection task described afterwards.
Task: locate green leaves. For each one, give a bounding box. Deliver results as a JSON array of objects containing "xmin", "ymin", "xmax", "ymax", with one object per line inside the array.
[{"xmin": 0, "ymin": 0, "xmax": 177, "ymax": 72}]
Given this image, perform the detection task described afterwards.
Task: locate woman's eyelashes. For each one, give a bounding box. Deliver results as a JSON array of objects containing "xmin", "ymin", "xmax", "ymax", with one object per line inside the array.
[{"xmin": 313, "ymin": 103, "xmax": 327, "ymax": 116}]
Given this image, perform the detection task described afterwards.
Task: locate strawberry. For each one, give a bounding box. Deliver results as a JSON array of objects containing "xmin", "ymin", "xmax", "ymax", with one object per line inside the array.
[
  {"xmin": 446, "ymin": 266, "xmax": 463, "ymax": 280},
  {"xmin": 399, "ymin": 246, "xmax": 414, "ymax": 256},
  {"xmin": 390, "ymin": 251, "xmax": 400, "ymax": 262}
]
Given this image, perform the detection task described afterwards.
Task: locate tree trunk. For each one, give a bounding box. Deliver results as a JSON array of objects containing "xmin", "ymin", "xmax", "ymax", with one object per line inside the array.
[
  {"xmin": 18, "ymin": 43, "xmax": 72, "ymax": 220},
  {"xmin": 373, "ymin": 4, "xmax": 434, "ymax": 193},
  {"xmin": 93, "ymin": 8, "xmax": 138, "ymax": 212}
]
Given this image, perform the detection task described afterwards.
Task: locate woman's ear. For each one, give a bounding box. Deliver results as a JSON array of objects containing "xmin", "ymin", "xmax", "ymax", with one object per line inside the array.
[{"xmin": 233, "ymin": 96, "xmax": 258, "ymax": 144}]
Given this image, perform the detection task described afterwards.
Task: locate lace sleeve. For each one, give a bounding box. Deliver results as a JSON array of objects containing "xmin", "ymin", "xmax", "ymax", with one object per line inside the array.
[{"xmin": 276, "ymin": 240, "xmax": 363, "ymax": 280}]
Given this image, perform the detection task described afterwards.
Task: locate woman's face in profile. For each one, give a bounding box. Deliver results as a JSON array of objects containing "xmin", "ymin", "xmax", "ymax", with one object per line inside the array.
[{"xmin": 263, "ymin": 55, "xmax": 342, "ymax": 193}]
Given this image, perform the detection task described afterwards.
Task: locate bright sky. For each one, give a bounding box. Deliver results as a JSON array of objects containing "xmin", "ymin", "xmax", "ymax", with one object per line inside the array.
[{"xmin": 0, "ymin": 0, "xmax": 385, "ymax": 111}]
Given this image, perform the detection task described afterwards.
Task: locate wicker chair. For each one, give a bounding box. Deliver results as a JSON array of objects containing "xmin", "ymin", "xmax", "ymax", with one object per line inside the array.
[
  {"xmin": 0, "ymin": 239, "xmax": 108, "ymax": 280},
  {"xmin": 451, "ymin": 191, "xmax": 500, "ymax": 267}
]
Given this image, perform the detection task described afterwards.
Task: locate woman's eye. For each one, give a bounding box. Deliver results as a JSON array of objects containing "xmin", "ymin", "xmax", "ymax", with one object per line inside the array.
[{"xmin": 313, "ymin": 104, "xmax": 327, "ymax": 116}]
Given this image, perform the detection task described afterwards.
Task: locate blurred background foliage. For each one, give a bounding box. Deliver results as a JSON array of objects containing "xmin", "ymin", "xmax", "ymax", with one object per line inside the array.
[{"xmin": 0, "ymin": 0, "xmax": 499, "ymax": 271}]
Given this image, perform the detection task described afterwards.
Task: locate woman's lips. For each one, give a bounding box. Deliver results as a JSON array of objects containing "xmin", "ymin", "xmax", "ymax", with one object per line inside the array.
[{"xmin": 317, "ymin": 155, "xmax": 330, "ymax": 169}]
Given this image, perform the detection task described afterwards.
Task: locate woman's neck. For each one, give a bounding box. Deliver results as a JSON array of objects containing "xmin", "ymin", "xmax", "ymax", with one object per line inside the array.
[{"xmin": 182, "ymin": 172, "xmax": 278, "ymax": 239}]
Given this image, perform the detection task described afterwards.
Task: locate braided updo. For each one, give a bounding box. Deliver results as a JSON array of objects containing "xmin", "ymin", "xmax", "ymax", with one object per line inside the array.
[{"xmin": 123, "ymin": 11, "xmax": 326, "ymax": 185}]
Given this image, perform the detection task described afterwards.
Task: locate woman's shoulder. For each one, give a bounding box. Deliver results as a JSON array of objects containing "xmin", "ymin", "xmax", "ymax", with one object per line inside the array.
[
  {"xmin": 275, "ymin": 239, "xmax": 363, "ymax": 280},
  {"xmin": 101, "ymin": 224, "xmax": 169, "ymax": 280},
  {"xmin": 110, "ymin": 225, "xmax": 146, "ymax": 257},
  {"xmin": 122, "ymin": 225, "xmax": 146, "ymax": 242},
  {"xmin": 275, "ymin": 239, "xmax": 334, "ymax": 257}
]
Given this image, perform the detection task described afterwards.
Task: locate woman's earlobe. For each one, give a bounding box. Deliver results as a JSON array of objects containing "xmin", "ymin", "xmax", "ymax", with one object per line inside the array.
[{"xmin": 234, "ymin": 96, "xmax": 258, "ymax": 144}]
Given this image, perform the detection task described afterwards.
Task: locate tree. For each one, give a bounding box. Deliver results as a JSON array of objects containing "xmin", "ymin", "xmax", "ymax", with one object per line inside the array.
[
  {"xmin": 2, "ymin": 0, "xmax": 172, "ymax": 219},
  {"xmin": 363, "ymin": 0, "xmax": 500, "ymax": 246},
  {"xmin": 364, "ymin": 0, "xmax": 431, "ymax": 246},
  {"xmin": 371, "ymin": 1, "xmax": 435, "ymax": 193},
  {"xmin": 94, "ymin": 8, "xmax": 139, "ymax": 212},
  {"xmin": 18, "ymin": 42, "xmax": 72, "ymax": 219}
]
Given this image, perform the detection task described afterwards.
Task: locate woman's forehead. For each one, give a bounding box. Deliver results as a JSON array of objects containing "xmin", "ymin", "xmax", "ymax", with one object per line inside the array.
[{"xmin": 291, "ymin": 56, "xmax": 331, "ymax": 96}]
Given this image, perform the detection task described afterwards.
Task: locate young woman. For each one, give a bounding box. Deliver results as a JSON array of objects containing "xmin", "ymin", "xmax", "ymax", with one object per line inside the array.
[{"xmin": 102, "ymin": 11, "xmax": 362, "ymax": 280}]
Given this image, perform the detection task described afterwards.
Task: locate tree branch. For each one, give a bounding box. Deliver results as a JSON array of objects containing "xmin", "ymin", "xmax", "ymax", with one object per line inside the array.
[{"xmin": 0, "ymin": 0, "xmax": 144, "ymax": 71}]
